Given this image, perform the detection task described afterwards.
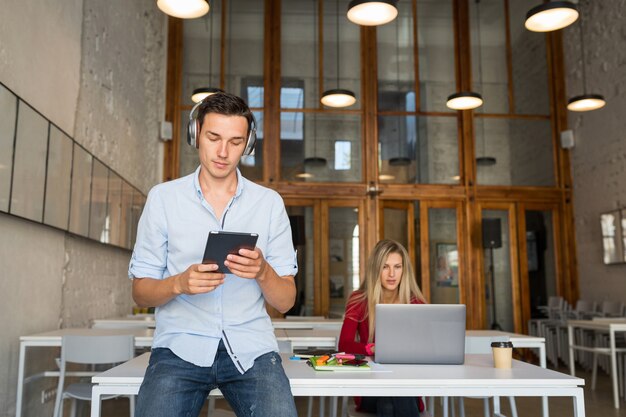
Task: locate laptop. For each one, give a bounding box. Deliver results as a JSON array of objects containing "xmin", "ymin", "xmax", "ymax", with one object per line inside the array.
[{"xmin": 375, "ymin": 304, "xmax": 466, "ymax": 364}]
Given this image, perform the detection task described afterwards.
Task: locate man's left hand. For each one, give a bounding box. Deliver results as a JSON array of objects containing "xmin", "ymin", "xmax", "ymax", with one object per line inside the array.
[{"xmin": 224, "ymin": 248, "xmax": 268, "ymax": 280}]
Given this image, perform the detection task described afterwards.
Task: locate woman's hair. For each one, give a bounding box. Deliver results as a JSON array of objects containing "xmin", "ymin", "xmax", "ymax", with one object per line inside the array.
[{"xmin": 346, "ymin": 239, "xmax": 426, "ymax": 342}]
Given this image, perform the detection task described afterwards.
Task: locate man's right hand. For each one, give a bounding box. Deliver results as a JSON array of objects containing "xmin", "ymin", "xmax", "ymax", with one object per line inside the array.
[{"xmin": 174, "ymin": 263, "xmax": 225, "ymax": 295}]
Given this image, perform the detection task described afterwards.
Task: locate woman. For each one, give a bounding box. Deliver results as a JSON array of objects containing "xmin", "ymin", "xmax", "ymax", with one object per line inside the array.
[{"xmin": 338, "ymin": 239, "xmax": 426, "ymax": 416}]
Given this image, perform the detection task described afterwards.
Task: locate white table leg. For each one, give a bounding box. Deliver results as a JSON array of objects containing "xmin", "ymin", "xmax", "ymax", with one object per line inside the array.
[
  {"xmin": 568, "ymin": 325, "xmax": 575, "ymax": 376},
  {"xmin": 15, "ymin": 342, "xmax": 26, "ymax": 417},
  {"xmin": 90, "ymin": 386, "xmax": 102, "ymax": 417},
  {"xmin": 610, "ymin": 330, "xmax": 619, "ymax": 408},
  {"xmin": 538, "ymin": 343, "xmax": 549, "ymax": 417},
  {"xmin": 573, "ymin": 388, "xmax": 586, "ymax": 417}
]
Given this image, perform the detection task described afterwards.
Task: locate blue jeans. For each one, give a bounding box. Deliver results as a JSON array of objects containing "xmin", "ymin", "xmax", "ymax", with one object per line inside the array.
[{"xmin": 135, "ymin": 341, "xmax": 297, "ymax": 417}]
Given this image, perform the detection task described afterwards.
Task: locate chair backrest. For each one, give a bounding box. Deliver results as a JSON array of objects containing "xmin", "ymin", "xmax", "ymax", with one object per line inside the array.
[
  {"xmin": 277, "ymin": 339, "xmax": 293, "ymax": 354},
  {"xmin": 575, "ymin": 300, "xmax": 595, "ymax": 312},
  {"xmin": 61, "ymin": 334, "xmax": 135, "ymax": 365},
  {"xmin": 600, "ymin": 300, "xmax": 625, "ymax": 317},
  {"xmin": 464, "ymin": 336, "xmax": 509, "ymax": 354}
]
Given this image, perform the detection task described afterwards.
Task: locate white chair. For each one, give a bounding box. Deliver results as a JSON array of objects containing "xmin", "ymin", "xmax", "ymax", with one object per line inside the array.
[
  {"xmin": 53, "ymin": 334, "xmax": 135, "ymax": 417},
  {"xmin": 445, "ymin": 336, "xmax": 518, "ymax": 417}
]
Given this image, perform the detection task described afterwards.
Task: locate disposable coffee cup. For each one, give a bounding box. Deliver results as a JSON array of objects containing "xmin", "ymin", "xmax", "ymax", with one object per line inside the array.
[{"xmin": 491, "ymin": 341, "xmax": 513, "ymax": 369}]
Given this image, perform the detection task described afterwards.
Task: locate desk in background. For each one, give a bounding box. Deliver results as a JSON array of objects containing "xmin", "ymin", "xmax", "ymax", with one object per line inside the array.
[
  {"xmin": 15, "ymin": 328, "xmax": 153, "ymax": 417},
  {"xmin": 568, "ymin": 319, "xmax": 626, "ymax": 408},
  {"xmin": 90, "ymin": 352, "xmax": 585, "ymax": 417}
]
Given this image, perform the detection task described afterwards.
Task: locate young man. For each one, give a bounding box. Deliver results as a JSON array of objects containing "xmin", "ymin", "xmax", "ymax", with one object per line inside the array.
[{"xmin": 129, "ymin": 92, "xmax": 298, "ymax": 417}]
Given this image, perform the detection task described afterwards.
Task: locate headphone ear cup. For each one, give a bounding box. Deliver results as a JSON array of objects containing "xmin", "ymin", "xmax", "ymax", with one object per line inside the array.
[
  {"xmin": 243, "ymin": 129, "xmax": 257, "ymax": 156},
  {"xmin": 187, "ymin": 119, "xmax": 200, "ymax": 148}
]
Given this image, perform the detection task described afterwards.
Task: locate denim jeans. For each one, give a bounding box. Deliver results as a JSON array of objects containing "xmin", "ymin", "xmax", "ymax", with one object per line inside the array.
[
  {"xmin": 135, "ymin": 341, "xmax": 297, "ymax": 417},
  {"xmin": 360, "ymin": 396, "xmax": 420, "ymax": 417}
]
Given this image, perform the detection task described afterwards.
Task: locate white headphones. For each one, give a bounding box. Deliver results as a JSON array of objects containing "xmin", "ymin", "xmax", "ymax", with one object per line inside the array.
[{"xmin": 186, "ymin": 96, "xmax": 257, "ymax": 156}]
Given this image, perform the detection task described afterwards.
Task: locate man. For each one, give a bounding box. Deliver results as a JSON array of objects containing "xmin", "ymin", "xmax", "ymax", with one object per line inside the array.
[{"xmin": 129, "ymin": 92, "xmax": 298, "ymax": 417}]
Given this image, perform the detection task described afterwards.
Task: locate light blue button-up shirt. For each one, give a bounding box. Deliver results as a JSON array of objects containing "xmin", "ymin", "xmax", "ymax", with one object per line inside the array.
[{"xmin": 129, "ymin": 166, "xmax": 297, "ymax": 373}]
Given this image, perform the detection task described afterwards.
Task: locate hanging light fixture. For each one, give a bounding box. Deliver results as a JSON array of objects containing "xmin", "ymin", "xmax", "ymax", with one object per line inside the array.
[
  {"xmin": 389, "ymin": 18, "xmax": 410, "ymax": 166},
  {"xmin": 447, "ymin": 0, "xmax": 484, "ymax": 111},
  {"xmin": 191, "ymin": 87, "xmax": 223, "ymax": 103},
  {"xmin": 567, "ymin": 10, "xmax": 606, "ymax": 112},
  {"xmin": 524, "ymin": 1, "xmax": 578, "ymax": 32},
  {"xmin": 347, "ymin": 0, "xmax": 398, "ymax": 26},
  {"xmin": 321, "ymin": 0, "xmax": 357, "ymax": 108},
  {"xmin": 157, "ymin": 0, "xmax": 209, "ymax": 19},
  {"xmin": 446, "ymin": 91, "xmax": 483, "ymax": 110},
  {"xmin": 472, "ymin": 0, "xmax": 496, "ymax": 167},
  {"xmin": 298, "ymin": 0, "xmax": 327, "ymax": 169},
  {"xmin": 190, "ymin": 9, "xmax": 223, "ymax": 103}
]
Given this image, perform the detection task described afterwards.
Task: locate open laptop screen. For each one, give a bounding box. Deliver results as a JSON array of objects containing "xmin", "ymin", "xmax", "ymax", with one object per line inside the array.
[{"xmin": 375, "ymin": 304, "xmax": 466, "ymax": 364}]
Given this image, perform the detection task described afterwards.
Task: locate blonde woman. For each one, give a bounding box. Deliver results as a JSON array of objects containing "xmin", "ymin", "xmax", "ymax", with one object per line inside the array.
[{"xmin": 338, "ymin": 239, "xmax": 426, "ymax": 416}]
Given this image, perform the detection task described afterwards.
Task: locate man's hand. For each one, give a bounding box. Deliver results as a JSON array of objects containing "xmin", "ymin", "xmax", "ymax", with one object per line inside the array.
[
  {"xmin": 174, "ymin": 263, "xmax": 225, "ymax": 295},
  {"xmin": 224, "ymin": 248, "xmax": 268, "ymax": 280}
]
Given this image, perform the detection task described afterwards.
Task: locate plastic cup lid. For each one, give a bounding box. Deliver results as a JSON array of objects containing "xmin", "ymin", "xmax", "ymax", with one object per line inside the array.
[{"xmin": 491, "ymin": 341, "xmax": 513, "ymax": 348}]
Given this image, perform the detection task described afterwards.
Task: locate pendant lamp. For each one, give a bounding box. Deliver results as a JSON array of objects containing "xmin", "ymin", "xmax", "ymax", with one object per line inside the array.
[
  {"xmin": 347, "ymin": 0, "xmax": 398, "ymax": 26},
  {"xmin": 157, "ymin": 0, "xmax": 209, "ymax": 19},
  {"xmin": 389, "ymin": 19, "xmax": 410, "ymax": 166},
  {"xmin": 567, "ymin": 9, "xmax": 606, "ymax": 112},
  {"xmin": 321, "ymin": 0, "xmax": 357, "ymax": 108},
  {"xmin": 191, "ymin": 87, "xmax": 224, "ymax": 103},
  {"xmin": 190, "ymin": 9, "xmax": 223, "ymax": 103},
  {"xmin": 524, "ymin": 1, "xmax": 578, "ymax": 32},
  {"xmin": 471, "ymin": 0, "xmax": 496, "ymax": 167},
  {"xmin": 304, "ymin": 1, "xmax": 328, "ymax": 168}
]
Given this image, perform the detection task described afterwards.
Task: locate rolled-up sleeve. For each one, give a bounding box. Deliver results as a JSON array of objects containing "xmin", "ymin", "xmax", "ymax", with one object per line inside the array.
[
  {"xmin": 128, "ymin": 188, "xmax": 168, "ymax": 280},
  {"xmin": 266, "ymin": 193, "xmax": 298, "ymax": 278}
]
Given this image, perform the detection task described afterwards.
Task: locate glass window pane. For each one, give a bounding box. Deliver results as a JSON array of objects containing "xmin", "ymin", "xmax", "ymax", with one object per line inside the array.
[
  {"xmin": 44, "ymin": 126, "xmax": 72, "ymax": 229},
  {"xmin": 282, "ymin": 113, "xmax": 361, "ymax": 182},
  {"xmin": 11, "ymin": 101, "xmax": 48, "ymax": 222},
  {"xmin": 329, "ymin": 206, "xmax": 360, "ymax": 318},
  {"xmin": 69, "ymin": 144, "xmax": 92, "ymax": 236},
  {"xmin": 470, "ymin": 0, "xmax": 509, "ymax": 114},
  {"xmin": 121, "ymin": 181, "xmax": 134, "ymax": 249},
  {"xmin": 383, "ymin": 207, "xmax": 408, "ymax": 246},
  {"xmin": 378, "ymin": 115, "xmax": 459, "ymax": 184},
  {"xmin": 429, "ymin": 208, "xmax": 459, "ymax": 304},
  {"xmin": 526, "ymin": 210, "xmax": 556, "ymax": 319},
  {"xmin": 89, "ymin": 160, "xmax": 109, "ymax": 242},
  {"xmin": 108, "ymin": 172, "xmax": 123, "ymax": 247},
  {"xmin": 509, "ymin": 0, "xmax": 550, "ymax": 115},
  {"xmin": 417, "ymin": 0, "xmax": 456, "ymax": 112},
  {"xmin": 281, "ymin": 0, "xmax": 319, "ymax": 109},
  {"xmin": 475, "ymin": 118, "xmax": 554, "ymax": 186},
  {"xmin": 286, "ymin": 205, "xmax": 315, "ymax": 316},
  {"xmin": 0, "ymin": 84, "xmax": 17, "ymax": 212},
  {"xmin": 226, "ymin": 0, "xmax": 264, "ymax": 96},
  {"xmin": 377, "ymin": 3, "xmax": 416, "ymax": 111},
  {"xmin": 482, "ymin": 211, "xmax": 513, "ymax": 332},
  {"xmin": 239, "ymin": 110, "xmax": 263, "ymax": 181},
  {"xmin": 130, "ymin": 190, "xmax": 146, "ymax": 249}
]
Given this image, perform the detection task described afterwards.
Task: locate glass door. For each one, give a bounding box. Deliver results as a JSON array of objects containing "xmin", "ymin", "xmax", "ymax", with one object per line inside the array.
[{"xmin": 518, "ymin": 203, "xmax": 561, "ymax": 331}]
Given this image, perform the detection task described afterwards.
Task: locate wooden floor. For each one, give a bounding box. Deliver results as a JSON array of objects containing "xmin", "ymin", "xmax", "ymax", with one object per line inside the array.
[{"xmin": 99, "ymin": 363, "xmax": 625, "ymax": 417}]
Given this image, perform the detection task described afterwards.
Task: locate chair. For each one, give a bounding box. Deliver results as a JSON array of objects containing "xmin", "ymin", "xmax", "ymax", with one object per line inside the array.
[
  {"xmin": 53, "ymin": 334, "xmax": 135, "ymax": 417},
  {"xmin": 445, "ymin": 336, "xmax": 518, "ymax": 417}
]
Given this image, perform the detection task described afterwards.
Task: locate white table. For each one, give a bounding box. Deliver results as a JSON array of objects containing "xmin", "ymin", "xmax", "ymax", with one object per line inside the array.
[
  {"xmin": 275, "ymin": 328, "xmax": 338, "ymax": 349},
  {"xmin": 91, "ymin": 316, "xmax": 156, "ymax": 329},
  {"xmin": 567, "ymin": 319, "xmax": 626, "ymax": 408},
  {"xmin": 271, "ymin": 318, "xmax": 343, "ymax": 330},
  {"xmin": 15, "ymin": 328, "xmax": 154, "ymax": 417},
  {"xmin": 90, "ymin": 352, "xmax": 585, "ymax": 417}
]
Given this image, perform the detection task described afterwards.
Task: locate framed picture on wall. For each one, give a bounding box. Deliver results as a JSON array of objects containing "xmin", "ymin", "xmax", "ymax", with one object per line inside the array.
[{"xmin": 435, "ymin": 243, "xmax": 459, "ymax": 287}]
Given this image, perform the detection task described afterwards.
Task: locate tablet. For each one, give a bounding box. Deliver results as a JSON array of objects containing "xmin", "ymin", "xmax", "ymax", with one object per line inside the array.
[{"xmin": 202, "ymin": 231, "xmax": 259, "ymax": 273}]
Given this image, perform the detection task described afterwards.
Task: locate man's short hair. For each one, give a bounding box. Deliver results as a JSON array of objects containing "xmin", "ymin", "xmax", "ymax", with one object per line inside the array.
[{"xmin": 197, "ymin": 92, "xmax": 254, "ymax": 134}]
